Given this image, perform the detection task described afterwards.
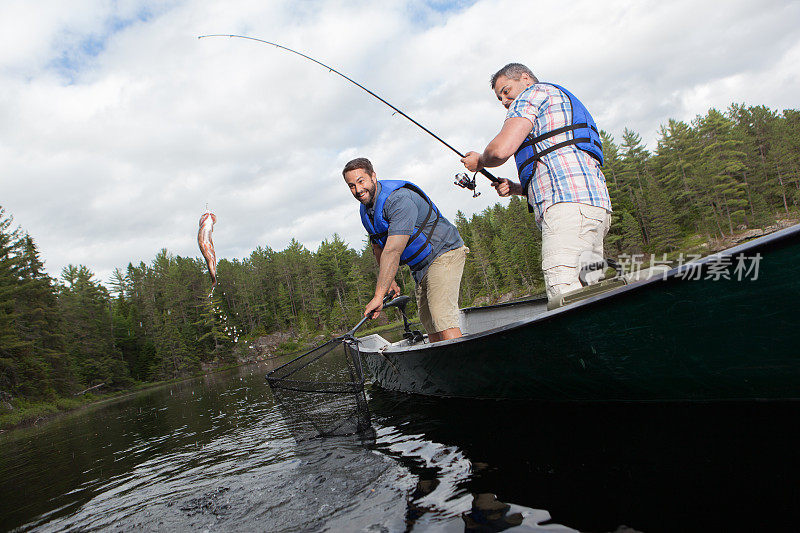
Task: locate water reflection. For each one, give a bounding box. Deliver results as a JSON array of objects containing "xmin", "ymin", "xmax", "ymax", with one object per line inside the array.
[
  {"xmin": 1, "ymin": 364, "xmax": 291, "ymax": 531},
  {"xmin": 1, "ymin": 356, "xmax": 798, "ymax": 532},
  {"xmin": 367, "ymin": 388, "xmax": 800, "ymax": 532}
]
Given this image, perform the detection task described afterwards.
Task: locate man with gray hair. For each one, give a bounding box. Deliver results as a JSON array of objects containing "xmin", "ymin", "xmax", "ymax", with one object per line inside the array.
[{"xmin": 461, "ymin": 63, "xmax": 612, "ymax": 300}]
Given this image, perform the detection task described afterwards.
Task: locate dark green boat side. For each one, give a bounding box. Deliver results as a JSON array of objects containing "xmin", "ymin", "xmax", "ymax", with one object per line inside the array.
[{"xmin": 358, "ymin": 224, "xmax": 800, "ymax": 401}]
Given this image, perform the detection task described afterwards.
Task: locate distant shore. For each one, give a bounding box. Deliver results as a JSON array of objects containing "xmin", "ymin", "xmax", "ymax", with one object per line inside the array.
[{"xmin": 0, "ymin": 317, "xmax": 415, "ymax": 434}]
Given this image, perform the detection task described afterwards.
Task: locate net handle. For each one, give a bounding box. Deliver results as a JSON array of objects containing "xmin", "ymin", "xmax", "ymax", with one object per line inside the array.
[{"xmin": 267, "ymin": 292, "xmax": 397, "ymax": 381}]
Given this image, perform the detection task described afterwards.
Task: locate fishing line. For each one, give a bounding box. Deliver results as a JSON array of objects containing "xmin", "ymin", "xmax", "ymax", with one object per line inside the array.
[{"xmin": 197, "ymin": 34, "xmax": 500, "ymax": 185}]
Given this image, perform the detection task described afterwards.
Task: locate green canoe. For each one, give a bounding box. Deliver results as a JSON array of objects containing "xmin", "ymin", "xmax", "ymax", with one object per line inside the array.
[{"xmin": 356, "ymin": 223, "xmax": 800, "ymax": 401}]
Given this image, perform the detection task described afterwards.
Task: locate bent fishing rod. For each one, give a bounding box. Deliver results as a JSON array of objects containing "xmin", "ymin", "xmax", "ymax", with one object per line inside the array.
[{"xmin": 197, "ymin": 34, "xmax": 500, "ymax": 191}]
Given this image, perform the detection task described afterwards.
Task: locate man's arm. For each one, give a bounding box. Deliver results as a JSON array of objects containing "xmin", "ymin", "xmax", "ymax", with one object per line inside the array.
[
  {"xmin": 463, "ymin": 117, "xmax": 533, "ymax": 170},
  {"xmin": 461, "ymin": 117, "xmax": 533, "ymax": 197},
  {"xmin": 365, "ymin": 235, "xmax": 409, "ymax": 318},
  {"xmin": 371, "ymin": 241, "xmax": 401, "ymax": 297},
  {"xmin": 483, "ymin": 117, "xmax": 534, "ymax": 167}
]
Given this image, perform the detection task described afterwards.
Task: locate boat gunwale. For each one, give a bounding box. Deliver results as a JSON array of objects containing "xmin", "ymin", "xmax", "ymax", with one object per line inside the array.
[{"xmin": 459, "ymin": 295, "xmax": 547, "ymax": 314}]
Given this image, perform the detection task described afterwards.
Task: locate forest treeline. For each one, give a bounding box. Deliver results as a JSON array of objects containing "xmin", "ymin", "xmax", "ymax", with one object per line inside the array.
[{"xmin": 1, "ymin": 103, "xmax": 798, "ymax": 411}]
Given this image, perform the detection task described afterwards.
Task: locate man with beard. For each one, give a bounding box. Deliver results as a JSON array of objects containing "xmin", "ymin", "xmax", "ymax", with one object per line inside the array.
[{"xmin": 343, "ymin": 157, "xmax": 467, "ymax": 342}]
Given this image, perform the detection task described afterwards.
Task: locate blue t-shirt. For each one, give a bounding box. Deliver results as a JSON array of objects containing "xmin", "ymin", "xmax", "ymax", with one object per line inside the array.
[{"xmin": 366, "ymin": 182, "xmax": 463, "ymax": 284}]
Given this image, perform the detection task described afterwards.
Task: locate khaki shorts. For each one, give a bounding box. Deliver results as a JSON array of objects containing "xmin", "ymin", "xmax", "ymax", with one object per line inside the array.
[
  {"xmin": 415, "ymin": 246, "xmax": 468, "ymax": 334},
  {"xmin": 540, "ymin": 202, "xmax": 611, "ymax": 300}
]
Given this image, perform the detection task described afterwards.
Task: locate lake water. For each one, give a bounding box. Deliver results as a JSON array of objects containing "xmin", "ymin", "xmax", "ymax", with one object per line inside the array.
[{"xmin": 1, "ymin": 351, "xmax": 798, "ymax": 532}]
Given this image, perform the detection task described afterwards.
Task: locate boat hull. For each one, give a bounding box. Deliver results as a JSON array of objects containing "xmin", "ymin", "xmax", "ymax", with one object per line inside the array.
[{"xmin": 359, "ymin": 225, "xmax": 800, "ymax": 401}]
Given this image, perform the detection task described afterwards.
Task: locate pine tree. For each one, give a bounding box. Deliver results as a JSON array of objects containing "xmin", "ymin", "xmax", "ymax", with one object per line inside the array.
[
  {"xmin": 153, "ymin": 308, "xmax": 197, "ymax": 378},
  {"xmin": 768, "ymin": 108, "xmax": 800, "ymax": 213},
  {"xmin": 59, "ymin": 265, "xmax": 129, "ymax": 388},
  {"xmin": 729, "ymin": 104, "xmax": 790, "ymax": 219},
  {"xmin": 16, "ymin": 234, "xmax": 69, "ymax": 395},
  {"xmin": 642, "ymin": 178, "xmax": 683, "ymax": 252},
  {"xmin": 653, "ymin": 119, "xmax": 710, "ymax": 234},
  {"xmin": 696, "ymin": 109, "xmax": 749, "ymax": 235},
  {"xmin": 316, "ymin": 235, "xmax": 358, "ymax": 327},
  {"xmin": 618, "ymin": 129, "xmax": 654, "ymax": 245},
  {"xmin": 195, "ymin": 292, "xmax": 234, "ymax": 363},
  {"xmin": 0, "ymin": 207, "xmax": 26, "ymax": 396},
  {"xmin": 619, "ymin": 210, "xmax": 646, "ymax": 253}
]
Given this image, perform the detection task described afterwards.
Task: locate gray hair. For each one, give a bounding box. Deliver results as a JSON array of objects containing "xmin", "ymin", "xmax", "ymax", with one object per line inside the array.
[{"xmin": 490, "ymin": 63, "xmax": 538, "ymax": 89}]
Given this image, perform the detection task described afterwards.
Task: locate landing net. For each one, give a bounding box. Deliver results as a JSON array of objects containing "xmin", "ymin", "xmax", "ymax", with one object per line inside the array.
[{"xmin": 266, "ymin": 336, "xmax": 373, "ymax": 441}]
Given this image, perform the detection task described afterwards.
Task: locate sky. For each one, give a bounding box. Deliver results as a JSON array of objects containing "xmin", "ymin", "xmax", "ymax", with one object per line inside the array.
[{"xmin": 1, "ymin": 0, "xmax": 799, "ymax": 286}]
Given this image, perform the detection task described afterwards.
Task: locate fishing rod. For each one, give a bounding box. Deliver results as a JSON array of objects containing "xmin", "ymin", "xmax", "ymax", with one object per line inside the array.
[{"xmin": 197, "ymin": 34, "xmax": 500, "ymax": 190}]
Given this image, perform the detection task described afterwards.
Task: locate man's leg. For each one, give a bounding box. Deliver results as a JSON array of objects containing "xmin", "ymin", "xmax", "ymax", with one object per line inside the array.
[
  {"xmin": 428, "ymin": 327, "xmax": 461, "ymax": 343},
  {"xmin": 415, "ymin": 276, "xmax": 434, "ymax": 337},
  {"xmin": 421, "ymin": 246, "xmax": 468, "ymax": 342},
  {"xmin": 415, "ymin": 275, "xmax": 458, "ymax": 342},
  {"xmin": 576, "ymin": 203, "xmax": 611, "ymax": 285},
  {"xmin": 541, "ymin": 203, "xmax": 610, "ymax": 300}
]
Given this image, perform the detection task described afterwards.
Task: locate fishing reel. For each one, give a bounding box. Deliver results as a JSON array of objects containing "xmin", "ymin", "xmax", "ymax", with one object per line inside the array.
[{"xmin": 454, "ymin": 172, "xmax": 480, "ymax": 197}]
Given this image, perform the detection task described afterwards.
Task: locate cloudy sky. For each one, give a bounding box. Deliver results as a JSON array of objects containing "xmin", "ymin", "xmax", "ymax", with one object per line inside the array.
[{"xmin": 2, "ymin": 0, "xmax": 799, "ymax": 285}]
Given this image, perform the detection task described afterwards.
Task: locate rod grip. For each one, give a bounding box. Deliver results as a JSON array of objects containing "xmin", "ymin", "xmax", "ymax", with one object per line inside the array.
[{"xmin": 479, "ymin": 168, "xmax": 501, "ymax": 183}]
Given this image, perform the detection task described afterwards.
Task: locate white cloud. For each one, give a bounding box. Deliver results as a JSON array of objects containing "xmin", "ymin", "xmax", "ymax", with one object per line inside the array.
[{"xmin": 0, "ymin": 0, "xmax": 798, "ymax": 284}]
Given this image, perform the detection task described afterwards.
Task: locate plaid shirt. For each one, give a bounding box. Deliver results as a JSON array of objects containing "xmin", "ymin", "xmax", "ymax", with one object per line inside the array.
[{"xmin": 506, "ymin": 83, "xmax": 612, "ymax": 223}]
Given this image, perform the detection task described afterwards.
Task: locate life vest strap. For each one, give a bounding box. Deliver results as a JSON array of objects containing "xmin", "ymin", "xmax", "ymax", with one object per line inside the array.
[
  {"xmin": 520, "ymin": 123, "xmax": 594, "ymax": 150},
  {"xmin": 400, "ymin": 202, "xmax": 440, "ymax": 266},
  {"xmin": 369, "ymin": 231, "xmax": 387, "ymax": 244},
  {"xmin": 365, "ymin": 184, "xmax": 440, "ymax": 267},
  {"xmin": 517, "ymin": 135, "xmax": 603, "ymax": 173},
  {"xmin": 520, "ymin": 123, "xmax": 599, "ymax": 149}
]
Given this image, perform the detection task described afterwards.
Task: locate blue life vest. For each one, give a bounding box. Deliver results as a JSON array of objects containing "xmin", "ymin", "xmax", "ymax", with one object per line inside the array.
[
  {"xmin": 359, "ymin": 180, "xmax": 440, "ymax": 268},
  {"xmin": 513, "ymin": 83, "xmax": 604, "ymax": 192}
]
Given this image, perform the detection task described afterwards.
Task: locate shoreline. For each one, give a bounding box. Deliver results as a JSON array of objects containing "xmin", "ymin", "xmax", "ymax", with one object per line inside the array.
[
  {"xmin": 0, "ymin": 363, "xmax": 247, "ymax": 434},
  {"xmin": 0, "ymin": 317, "xmax": 418, "ymax": 435}
]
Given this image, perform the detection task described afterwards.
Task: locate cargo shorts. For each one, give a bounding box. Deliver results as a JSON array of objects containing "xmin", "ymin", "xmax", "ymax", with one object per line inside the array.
[
  {"xmin": 540, "ymin": 202, "xmax": 611, "ymax": 300},
  {"xmin": 415, "ymin": 246, "xmax": 468, "ymax": 334}
]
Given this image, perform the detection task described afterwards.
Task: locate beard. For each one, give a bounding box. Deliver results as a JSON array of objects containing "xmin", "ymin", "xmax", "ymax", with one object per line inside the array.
[{"xmin": 359, "ymin": 182, "xmax": 377, "ymax": 206}]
